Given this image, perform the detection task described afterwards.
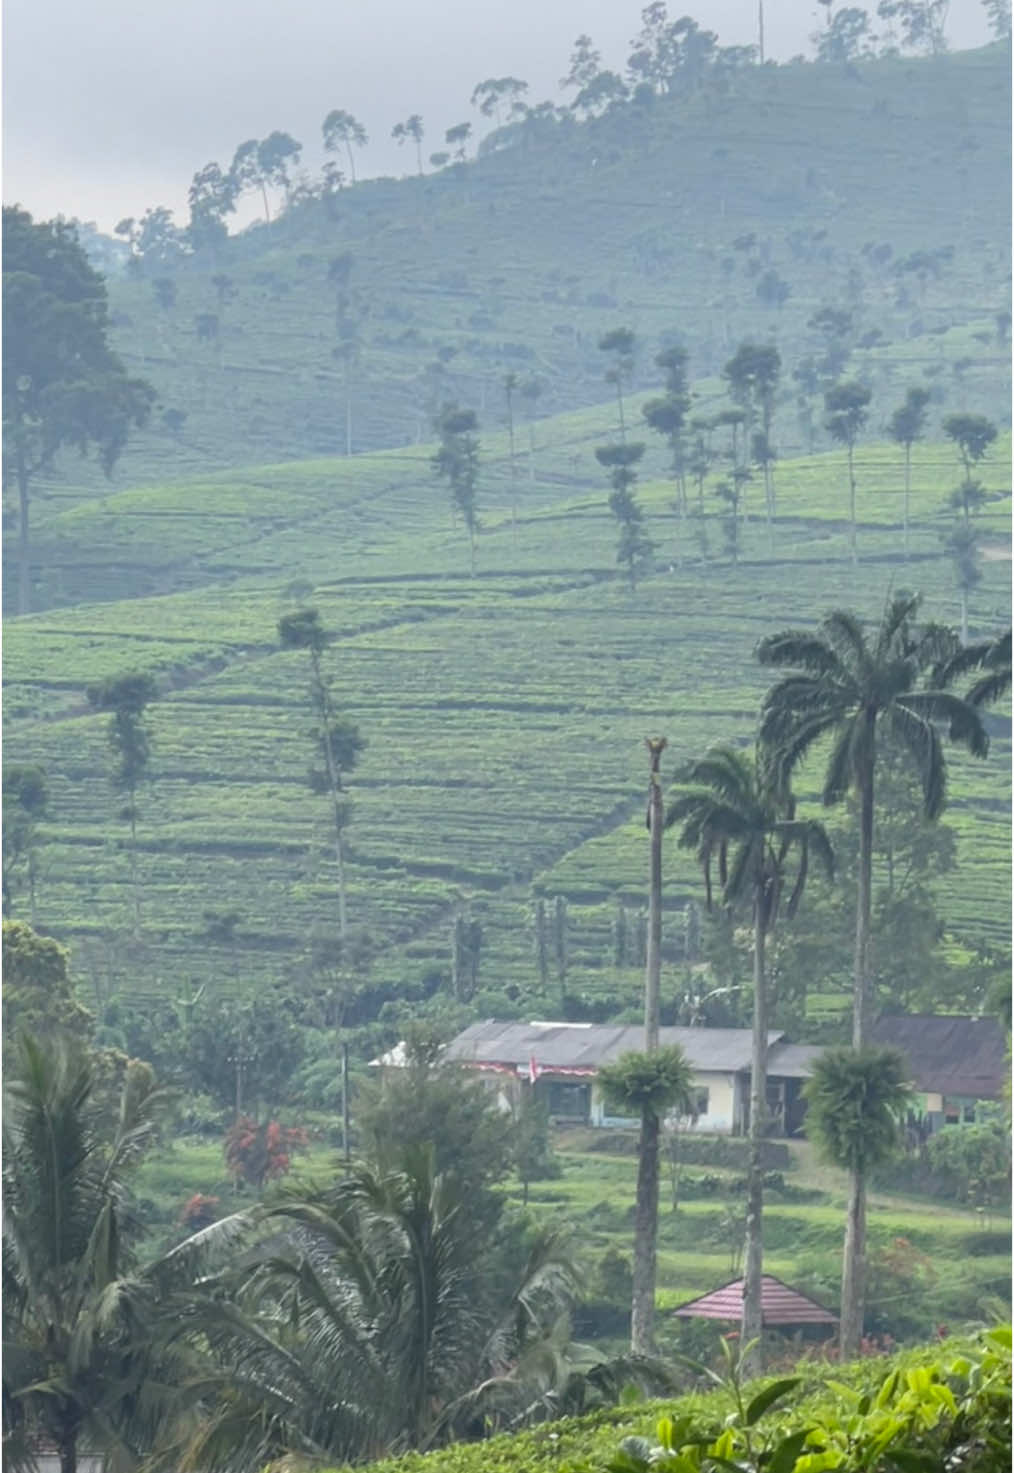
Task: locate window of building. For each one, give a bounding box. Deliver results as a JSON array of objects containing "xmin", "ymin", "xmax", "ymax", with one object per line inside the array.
[
  {"xmin": 546, "ymin": 1080, "xmax": 590, "ymax": 1120},
  {"xmin": 694, "ymin": 1088, "xmax": 710, "ymax": 1117}
]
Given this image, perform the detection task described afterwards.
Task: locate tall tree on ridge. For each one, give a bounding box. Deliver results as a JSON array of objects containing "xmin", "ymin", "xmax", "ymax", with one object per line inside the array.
[
  {"xmin": 323, "ymin": 110, "xmax": 368, "ymax": 182},
  {"xmin": 278, "ymin": 608, "xmax": 365, "ymax": 940},
  {"xmin": 391, "ymin": 115, "xmax": 425, "ymax": 175},
  {"xmin": 757, "ymin": 593, "xmax": 989, "ymax": 1049},
  {"xmin": 824, "ymin": 379, "xmax": 871, "ymax": 564},
  {"xmin": 804, "ymin": 1046, "xmax": 910, "ymax": 1358},
  {"xmin": 886, "ymin": 385, "xmax": 930, "ymax": 561},
  {"xmin": 598, "ymin": 1049, "xmax": 696, "ymax": 1356},
  {"xmin": 86, "ymin": 672, "xmax": 158, "ymax": 934},
  {"xmin": 3, "ymin": 208, "xmax": 155, "ymax": 615},
  {"xmin": 668, "ymin": 745, "xmax": 832, "ymax": 1375}
]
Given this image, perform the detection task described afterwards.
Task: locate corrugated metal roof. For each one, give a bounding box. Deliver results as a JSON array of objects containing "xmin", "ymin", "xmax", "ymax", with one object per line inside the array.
[
  {"xmin": 673, "ymin": 1275, "xmax": 837, "ymax": 1325},
  {"xmin": 765, "ymin": 1042, "xmax": 825, "ymax": 1078},
  {"xmin": 445, "ymin": 1020, "xmax": 784, "ymax": 1074},
  {"xmin": 871, "ymin": 1014, "xmax": 1008, "ymax": 1099}
]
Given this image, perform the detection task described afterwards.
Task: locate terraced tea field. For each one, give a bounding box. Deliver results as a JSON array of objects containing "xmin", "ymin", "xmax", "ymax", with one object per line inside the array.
[{"xmin": 3, "ymin": 401, "xmax": 1010, "ymax": 1021}]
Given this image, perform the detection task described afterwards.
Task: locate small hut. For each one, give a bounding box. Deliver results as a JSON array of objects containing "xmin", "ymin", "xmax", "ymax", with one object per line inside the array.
[{"xmin": 673, "ymin": 1274, "xmax": 836, "ymax": 1332}]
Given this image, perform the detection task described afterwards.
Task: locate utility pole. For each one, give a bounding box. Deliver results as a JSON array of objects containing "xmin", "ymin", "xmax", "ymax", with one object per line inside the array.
[{"xmin": 644, "ymin": 738, "xmax": 667, "ymax": 1053}]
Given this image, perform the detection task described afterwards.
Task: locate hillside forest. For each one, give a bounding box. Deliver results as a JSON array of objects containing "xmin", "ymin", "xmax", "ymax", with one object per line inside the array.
[{"xmin": 2, "ymin": 5, "xmax": 1012, "ymax": 1472}]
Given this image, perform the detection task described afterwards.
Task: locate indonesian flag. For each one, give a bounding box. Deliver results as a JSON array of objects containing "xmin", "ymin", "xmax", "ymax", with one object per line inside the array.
[{"xmin": 528, "ymin": 1055, "xmax": 540, "ymax": 1084}]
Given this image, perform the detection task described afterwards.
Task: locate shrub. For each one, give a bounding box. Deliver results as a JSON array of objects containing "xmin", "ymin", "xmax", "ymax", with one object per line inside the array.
[{"xmin": 224, "ymin": 1116, "xmax": 308, "ymax": 1189}]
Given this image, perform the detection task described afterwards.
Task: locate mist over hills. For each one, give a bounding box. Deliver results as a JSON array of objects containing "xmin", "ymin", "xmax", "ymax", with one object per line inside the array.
[{"xmin": 29, "ymin": 41, "xmax": 1008, "ymax": 509}]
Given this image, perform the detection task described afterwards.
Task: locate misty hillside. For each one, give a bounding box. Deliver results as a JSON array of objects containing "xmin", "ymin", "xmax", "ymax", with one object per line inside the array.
[{"xmin": 51, "ymin": 42, "xmax": 1012, "ymax": 500}]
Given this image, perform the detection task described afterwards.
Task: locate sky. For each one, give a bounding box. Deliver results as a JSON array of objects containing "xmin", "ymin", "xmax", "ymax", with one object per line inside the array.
[{"xmin": 2, "ymin": 0, "xmax": 996, "ymax": 234}]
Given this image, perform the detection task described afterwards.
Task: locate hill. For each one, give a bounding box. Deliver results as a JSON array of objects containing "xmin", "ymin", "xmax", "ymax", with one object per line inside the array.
[
  {"xmin": 7, "ymin": 40, "xmax": 1008, "ymax": 549},
  {"xmin": 3, "ymin": 394, "xmax": 1010, "ymax": 1026}
]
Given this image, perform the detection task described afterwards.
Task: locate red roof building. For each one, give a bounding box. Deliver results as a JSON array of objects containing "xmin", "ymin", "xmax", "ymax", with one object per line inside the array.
[{"xmin": 673, "ymin": 1274, "xmax": 837, "ymax": 1326}]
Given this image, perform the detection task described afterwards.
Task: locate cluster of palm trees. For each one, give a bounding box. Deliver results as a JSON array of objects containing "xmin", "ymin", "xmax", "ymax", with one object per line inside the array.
[
  {"xmin": 664, "ymin": 593, "xmax": 1006, "ymax": 1363},
  {"xmin": 4, "ymin": 1035, "xmax": 674, "ymax": 1473}
]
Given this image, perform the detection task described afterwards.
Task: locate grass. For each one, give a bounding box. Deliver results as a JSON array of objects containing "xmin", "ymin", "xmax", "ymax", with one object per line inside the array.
[
  {"xmin": 3, "ymin": 406, "xmax": 1010, "ymax": 1014},
  {"xmin": 134, "ymin": 1126, "xmax": 1010, "ymax": 1335}
]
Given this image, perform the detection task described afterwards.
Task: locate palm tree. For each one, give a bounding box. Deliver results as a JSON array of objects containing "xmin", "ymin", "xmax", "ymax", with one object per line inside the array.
[
  {"xmin": 597, "ymin": 1048, "xmax": 696, "ymax": 1356},
  {"xmin": 644, "ymin": 737, "xmax": 668, "ymax": 1052},
  {"xmin": 666, "ymin": 746, "xmax": 833, "ymax": 1373},
  {"xmin": 804, "ymin": 1046, "xmax": 910, "ymax": 1358},
  {"xmin": 757, "ymin": 593, "xmax": 989, "ymax": 1048},
  {"xmin": 2, "ymin": 1036, "xmax": 244, "ymax": 1473},
  {"xmin": 936, "ymin": 626, "xmax": 1011, "ymax": 708},
  {"xmin": 175, "ymin": 1149, "xmax": 581, "ymax": 1468}
]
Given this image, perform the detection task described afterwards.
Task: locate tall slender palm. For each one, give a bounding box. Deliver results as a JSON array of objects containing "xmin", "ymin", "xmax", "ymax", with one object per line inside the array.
[
  {"xmin": 2, "ymin": 1036, "xmax": 244, "ymax": 1473},
  {"xmin": 803, "ymin": 1046, "xmax": 910, "ymax": 1358},
  {"xmin": 757, "ymin": 593, "xmax": 989, "ymax": 1048},
  {"xmin": 173, "ymin": 1150, "xmax": 581, "ymax": 1469},
  {"xmin": 666, "ymin": 746, "xmax": 833, "ymax": 1374},
  {"xmin": 597, "ymin": 1049, "xmax": 696, "ymax": 1357}
]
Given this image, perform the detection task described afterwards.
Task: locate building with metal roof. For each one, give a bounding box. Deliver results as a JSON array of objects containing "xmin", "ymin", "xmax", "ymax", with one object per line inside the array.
[
  {"xmin": 435, "ymin": 1020, "xmax": 826, "ymax": 1136},
  {"xmin": 871, "ymin": 1014, "xmax": 1008, "ymax": 1128}
]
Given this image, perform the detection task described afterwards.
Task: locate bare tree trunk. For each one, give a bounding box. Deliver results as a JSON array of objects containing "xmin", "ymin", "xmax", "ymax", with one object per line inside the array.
[
  {"xmin": 312, "ymin": 648, "xmax": 349, "ymax": 940},
  {"xmin": 59, "ymin": 1432, "xmax": 77, "ymax": 1473},
  {"xmin": 644, "ymin": 738, "xmax": 666, "ymax": 1053},
  {"xmin": 345, "ymin": 359, "xmax": 353, "ymax": 457},
  {"xmin": 840, "ymin": 1165, "xmax": 866, "ymax": 1358},
  {"xmin": 853, "ymin": 733, "xmax": 875, "ymax": 1049},
  {"xmin": 631, "ymin": 1105, "xmax": 660, "ymax": 1355},
  {"xmin": 741, "ymin": 905, "xmax": 767, "ymax": 1376},
  {"xmin": 848, "ymin": 441, "xmax": 858, "ymax": 565},
  {"xmin": 260, "ymin": 182, "xmax": 271, "ymax": 223},
  {"xmin": 959, "ymin": 586, "xmax": 969, "ymax": 646}
]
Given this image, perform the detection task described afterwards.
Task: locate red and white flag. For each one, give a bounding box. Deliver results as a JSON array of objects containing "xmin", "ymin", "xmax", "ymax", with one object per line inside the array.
[{"xmin": 528, "ymin": 1055, "xmax": 540, "ymax": 1085}]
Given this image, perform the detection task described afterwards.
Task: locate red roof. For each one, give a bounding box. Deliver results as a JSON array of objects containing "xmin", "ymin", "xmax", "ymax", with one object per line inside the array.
[{"xmin": 673, "ymin": 1275, "xmax": 837, "ymax": 1326}]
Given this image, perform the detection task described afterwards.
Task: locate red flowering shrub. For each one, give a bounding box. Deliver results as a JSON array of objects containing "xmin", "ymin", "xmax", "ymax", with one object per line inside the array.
[
  {"xmin": 224, "ymin": 1116, "xmax": 309, "ymax": 1189},
  {"xmin": 180, "ymin": 1192, "xmax": 220, "ymax": 1231}
]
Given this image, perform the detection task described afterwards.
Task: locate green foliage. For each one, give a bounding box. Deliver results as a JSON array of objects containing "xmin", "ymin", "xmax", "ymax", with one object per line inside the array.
[
  {"xmin": 1, "ymin": 920, "xmax": 93, "ymax": 1047},
  {"xmin": 804, "ymin": 1047, "xmax": 910, "ymax": 1174},
  {"xmin": 357, "ymin": 1045, "xmax": 516, "ymax": 1225},
  {"xmin": 599, "ymin": 1049, "xmax": 697, "ymax": 1122},
  {"xmin": 323, "ymin": 1330, "xmax": 1012, "ymax": 1473}
]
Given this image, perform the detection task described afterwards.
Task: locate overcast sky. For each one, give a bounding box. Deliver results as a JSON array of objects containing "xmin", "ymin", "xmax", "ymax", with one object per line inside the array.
[{"xmin": 2, "ymin": 0, "xmax": 995, "ymax": 233}]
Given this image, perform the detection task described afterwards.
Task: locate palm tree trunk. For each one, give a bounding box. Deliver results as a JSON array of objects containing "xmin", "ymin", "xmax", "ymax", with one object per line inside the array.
[
  {"xmin": 960, "ymin": 585, "xmax": 969, "ymax": 646},
  {"xmin": 345, "ymin": 360, "xmax": 353, "ymax": 457},
  {"xmin": 741, "ymin": 904, "xmax": 767, "ymax": 1376},
  {"xmin": 617, "ymin": 381, "xmax": 626, "ymax": 445},
  {"xmin": 644, "ymin": 739, "xmax": 666, "ymax": 1053},
  {"xmin": 840, "ymin": 1164, "xmax": 866, "ymax": 1358},
  {"xmin": 60, "ymin": 1439, "xmax": 77, "ymax": 1473},
  {"xmin": 631, "ymin": 1105, "xmax": 660, "ymax": 1355},
  {"xmin": 507, "ymin": 399, "xmax": 518, "ymax": 544},
  {"xmin": 853, "ymin": 733, "xmax": 875, "ymax": 1049},
  {"xmin": 903, "ymin": 443, "xmax": 911, "ymax": 561}
]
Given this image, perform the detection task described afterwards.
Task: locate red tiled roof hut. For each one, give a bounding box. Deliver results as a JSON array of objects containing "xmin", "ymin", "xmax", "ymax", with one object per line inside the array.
[{"xmin": 673, "ymin": 1274, "xmax": 837, "ymax": 1326}]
